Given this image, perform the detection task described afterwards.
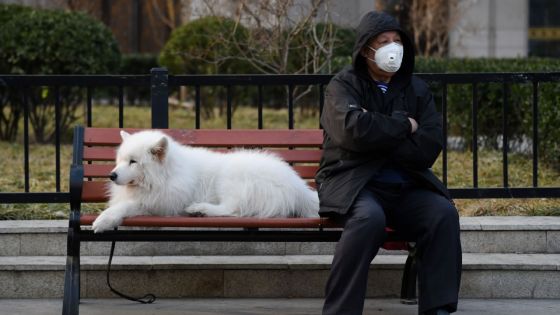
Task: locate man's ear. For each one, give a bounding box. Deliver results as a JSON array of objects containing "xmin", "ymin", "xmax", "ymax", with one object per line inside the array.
[
  {"xmin": 150, "ymin": 137, "xmax": 168, "ymax": 162},
  {"xmin": 120, "ymin": 130, "xmax": 130, "ymax": 141},
  {"xmin": 360, "ymin": 47, "xmax": 367, "ymax": 58},
  {"xmin": 360, "ymin": 45, "xmax": 371, "ymax": 58}
]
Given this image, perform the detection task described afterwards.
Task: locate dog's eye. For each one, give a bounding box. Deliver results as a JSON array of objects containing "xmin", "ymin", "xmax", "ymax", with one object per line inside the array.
[{"xmin": 129, "ymin": 159, "xmax": 137, "ymax": 165}]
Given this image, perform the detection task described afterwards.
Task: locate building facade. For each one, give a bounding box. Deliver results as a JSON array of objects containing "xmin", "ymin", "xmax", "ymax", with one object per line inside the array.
[{"xmin": 1, "ymin": 0, "xmax": 558, "ymax": 58}]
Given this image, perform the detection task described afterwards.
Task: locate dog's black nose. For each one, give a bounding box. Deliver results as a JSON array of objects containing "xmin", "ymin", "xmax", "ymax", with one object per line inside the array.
[{"xmin": 109, "ymin": 172, "xmax": 117, "ymax": 181}]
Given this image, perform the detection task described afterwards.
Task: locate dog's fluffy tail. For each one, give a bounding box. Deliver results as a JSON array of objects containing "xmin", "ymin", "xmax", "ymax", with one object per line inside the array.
[{"xmin": 296, "ymin": 187, "xmax": 320, "ymax": 218}]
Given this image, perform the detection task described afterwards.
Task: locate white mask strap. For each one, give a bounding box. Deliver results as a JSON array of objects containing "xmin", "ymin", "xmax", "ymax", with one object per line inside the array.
[{"xmin": 366, "ymin": 46, "xmax": 376, "ymax": 63}]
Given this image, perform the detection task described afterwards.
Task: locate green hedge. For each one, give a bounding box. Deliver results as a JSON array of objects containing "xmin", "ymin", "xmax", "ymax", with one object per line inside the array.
[
  {"xmin": 415, "ymin": 57, "xmax": 560, "ymax": 73},
  {"xmin": 0, "ymin": 6, "xmax": 121, "ymax": 142},
  {"xmin": 415, "ymin": 57, "xmax": 560, "ymax": 168},
  {"xmin": 0, "ymin": 3, "xmax": 32, "ymax": 24}
]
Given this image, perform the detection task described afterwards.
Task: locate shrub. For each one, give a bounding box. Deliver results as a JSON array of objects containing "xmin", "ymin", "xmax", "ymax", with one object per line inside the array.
[
  {"xmin": 0, "ymin": 3, "xmax": 32, "ymax": 24},
  {"xmin": 159, "ymin": 16, "xmax": 255, "ymax": 118},
  {"xmin": 159, "ymin": 16, "xmax": 252, "ymax": 75},
  {"xmin": 0, "ymin": 9, "xmax": 120, "ymax": 74},
  {"xmin": 0, "ymin": 4, "xmax": 34, "ymax": 141},
  {"xmin": 415, "ymin": 57, "xmax": 560, "ymax": 168},
  {"xmin": 0, "ymin": 8, "xmax": 121, "ymax": 142},
  {"xmin": 118, "ymin": 54, "xmax": 159, "ymax": 105},
  {"xmin": 120, "ymin": 54, "xmax": 159, "ymax": 74}
]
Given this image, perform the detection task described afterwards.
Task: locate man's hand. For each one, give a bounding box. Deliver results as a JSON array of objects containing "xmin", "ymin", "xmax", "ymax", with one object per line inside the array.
[{"xmin": 408, "ymin": 117, "xmax": 418, "ymax": 133}]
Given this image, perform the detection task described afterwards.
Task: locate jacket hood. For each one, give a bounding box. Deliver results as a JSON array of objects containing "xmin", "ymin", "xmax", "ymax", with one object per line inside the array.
[{"xmin": 352, "ymin": 11, "xmax": 415, "ymax": 82}]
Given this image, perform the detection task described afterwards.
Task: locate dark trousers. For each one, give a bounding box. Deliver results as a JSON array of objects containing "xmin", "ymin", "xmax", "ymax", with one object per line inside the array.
[{"xmin": 322, "ymin": 183, "xmax": 462, "ymax": 315}]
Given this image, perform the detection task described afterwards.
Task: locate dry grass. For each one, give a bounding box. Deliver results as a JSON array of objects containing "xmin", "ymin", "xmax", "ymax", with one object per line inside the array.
[
  {"xmin": 1, "ymin": 105, "xmax": 559, "ymax": 219},
  {"xmin": 90, "ymin": 103, "xmax": 320, "ymax": 129},
  {"xmin": 454, "ymin": 198, "xmax": 560, "ymax": 216}
]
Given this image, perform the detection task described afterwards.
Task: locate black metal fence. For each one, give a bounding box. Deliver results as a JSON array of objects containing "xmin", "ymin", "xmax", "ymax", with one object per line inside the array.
[{"xmin": 1, "ymin": 68, "xmax": 559, "ymax": 206}]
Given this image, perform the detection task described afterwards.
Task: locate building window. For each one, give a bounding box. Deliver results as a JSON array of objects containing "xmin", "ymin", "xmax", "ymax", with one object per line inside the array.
[{"xmin": 529, "ymin": 0, "xmax": 560, "ymax": 57}]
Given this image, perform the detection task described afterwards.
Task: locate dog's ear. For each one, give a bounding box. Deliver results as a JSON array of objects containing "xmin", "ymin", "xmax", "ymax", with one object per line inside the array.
[
  {"xmin": 120, "ymin": 130, "xmax": 130, "ymax": 141},
  {"xmin": 150, "ymin": 137, "xmax": 168, "ymax": 162}
]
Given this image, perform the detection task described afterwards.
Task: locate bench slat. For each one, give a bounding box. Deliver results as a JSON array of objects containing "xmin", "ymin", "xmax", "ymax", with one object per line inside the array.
[
  {"xmin": 261, "ymin": 150, "xmax": 323, "ymax": 162},
  {"xmin": 83, "ymin": 165, "xmax": 112, "ymax": 178},
  {"xmin": 294, "ymin": 165, "xmax": 319, "ymax": 179},
  {"xmin": 79, "ymin": 214, "xmax": 340, "ymax": 229},
  {"xmin": 83, "ymin": 147, "xmax": 116, "ymax": 161},
  {"xmin": 84, "ymin": 128, "xmax": 324, "ymax": 147},
  {"xmin": 82, "ymin": 181, "xmax": 108, "ymax": 202},
  {"xmin": 83, "ymin": 147, "xmax": 323, "ymax": 163}
]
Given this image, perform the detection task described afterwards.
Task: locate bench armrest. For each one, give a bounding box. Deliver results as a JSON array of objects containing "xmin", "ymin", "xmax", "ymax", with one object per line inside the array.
[
  {"xmin": 69, "ymin": 125, "xmax": 85, "ymax": 229},
  {"xmin": 69, "ymin": 164, "xmax": 83, "ymax": 212}
]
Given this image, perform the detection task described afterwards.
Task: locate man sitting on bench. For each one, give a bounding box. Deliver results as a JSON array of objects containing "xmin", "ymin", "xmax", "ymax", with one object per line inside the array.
[{"xmin": 316, "ymin": 11, "xmax": 462, "ymax": 315}]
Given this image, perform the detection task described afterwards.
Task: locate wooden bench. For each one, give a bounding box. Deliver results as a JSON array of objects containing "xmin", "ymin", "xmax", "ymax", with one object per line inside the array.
[{"xmin": 62, "ymin": 126, "xmax": 417, "ymax": 315}]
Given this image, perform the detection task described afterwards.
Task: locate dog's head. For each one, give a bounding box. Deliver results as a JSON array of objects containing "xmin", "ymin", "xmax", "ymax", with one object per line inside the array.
[{"xmin": 109, "ymin": 130, "xmax": 169, "ymax": 186}]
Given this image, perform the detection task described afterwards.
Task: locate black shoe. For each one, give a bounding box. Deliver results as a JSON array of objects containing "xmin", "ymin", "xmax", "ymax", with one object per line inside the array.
[{"xmin": 425, "ymin": 309, "xmax": 450, "ymax": 315}]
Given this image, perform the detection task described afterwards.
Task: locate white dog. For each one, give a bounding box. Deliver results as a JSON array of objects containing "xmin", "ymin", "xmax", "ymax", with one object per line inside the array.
[{"xmin": 91, "ymin": 130, "xmax": 319, "ymax": 233}]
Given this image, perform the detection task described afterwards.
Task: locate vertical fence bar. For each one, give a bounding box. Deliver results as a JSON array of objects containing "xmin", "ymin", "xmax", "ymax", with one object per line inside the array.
[
  {"xmin": 502, "ymin": 81, "xmax": 509, "ymax": 188},
  {"xmin": 150, "ymin": 67, "xmax": 169, "ymax": 128},
  {"xmin": 441, "ymin": 83, "xmax": 448, "ymax": 187},
  {"xmin": 472, "ymin": 83, "xmax": 479, "ymax": 188},
  {"xmin": 86, "ymin": 87, "xmax": 93, "ymax": 127},
  {"xmin": 195, "ymin": 85, "xmax": 201, "ymax": 129},
  {"xmin": 23, "ymin": 88, "xmax": 30, "ymax": 192},
  {"xmin": 319, "ymin": 84, "xmax": 325, "ymax": 129},
  {"xmin": 86, "ymin": 87, "xmax": 93, "ymax": 173},
  {"xmin": 118, "ymin": 86, "xmax": 124, "ymax": 128},
  {"xmin": 54, "ymin": 86, "xmax": 61, "ymax": 192},
  {"xmin": 227, "ymin": 85, "xmax": 232, "ymax": 129},
  {"xmin": 258, "ymin": 85, "xmax": 263, "ymax": 129},
  {"xmin": 532, "ymin": 80, "xmax": 539, "ymax": 187},
  {"xmin": 288, "ymin": 85, "xmax": 294, "ymax": 129}
]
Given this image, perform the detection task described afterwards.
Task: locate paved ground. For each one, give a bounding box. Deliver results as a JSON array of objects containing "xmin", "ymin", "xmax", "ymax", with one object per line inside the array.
[{"xmin": 2, "ymin": 298, "xmax": 560, "ymax": 315}]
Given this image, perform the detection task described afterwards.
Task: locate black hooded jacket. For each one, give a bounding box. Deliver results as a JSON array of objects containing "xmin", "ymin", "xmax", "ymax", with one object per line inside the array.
[{"xmin": 315, "ymin": 11, "xmax": 451, "ymax": 216}]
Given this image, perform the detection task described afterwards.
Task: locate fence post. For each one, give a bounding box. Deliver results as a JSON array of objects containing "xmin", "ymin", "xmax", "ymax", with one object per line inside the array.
[{"xmin": 150, "ymin": 67, "xmax": 169, "ymax": 128}]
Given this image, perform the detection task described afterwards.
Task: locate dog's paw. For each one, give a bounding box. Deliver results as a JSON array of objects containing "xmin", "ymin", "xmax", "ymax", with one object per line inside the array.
[
  {"xmin": 184, "ymin": 203, "xmax": 209, "ymax": 216},
  {"xmin": 185, "ymin": 203, "xmax": 236, "ymax": 217},
  {"xmin": 92, "ymin": 214, "xmax": 120, "ymax": 233}
]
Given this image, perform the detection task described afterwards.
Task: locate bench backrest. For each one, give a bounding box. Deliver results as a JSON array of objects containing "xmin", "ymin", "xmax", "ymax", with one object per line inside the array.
[{"xmin": 79, "ymin": 128, "xmax": 324, "ymax": 203}]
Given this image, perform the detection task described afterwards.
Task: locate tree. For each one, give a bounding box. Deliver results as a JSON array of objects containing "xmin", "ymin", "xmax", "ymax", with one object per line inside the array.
[
  {"xmin": 222, "ymin": 0, "xmax": 335, "ymax": 75},
  {"xmin": 147, "ymin": 0, "xmax": 184, "ymax": 29},
  {"xmin": 190, "ymin": 0, "xmax": 342, "ymax": 112},
  {"xmin": 376, "ymin": 0, "xmax": 461, "ymax": 57}
]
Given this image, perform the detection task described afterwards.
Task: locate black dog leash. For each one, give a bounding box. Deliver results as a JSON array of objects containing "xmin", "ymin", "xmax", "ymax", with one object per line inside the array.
[{"xmin": 106, "ymin": 231, "xmax": 156, "ymax": 304}]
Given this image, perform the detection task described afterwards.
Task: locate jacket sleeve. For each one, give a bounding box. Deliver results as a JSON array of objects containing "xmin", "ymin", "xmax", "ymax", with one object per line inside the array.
[
  {"xmin": 321, "ymin": 76, "xmax": 412, "ymax": 153},
  {"xmin": 390, "ymin": 84, "xmax": 443, "ymax": 169}
]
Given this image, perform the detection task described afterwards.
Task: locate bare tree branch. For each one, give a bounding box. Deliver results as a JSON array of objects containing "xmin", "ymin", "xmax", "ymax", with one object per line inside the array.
[
  {"xmin": 150, "ymin": 0, "xmax": 178, "ymax": 30},
  {"xmin": 378, "ymin": 0, "xmax": 461, "ymax": 57},
  {"xmin": 185, "ymin": 0, "xmax": 338, "ymax": 108}
]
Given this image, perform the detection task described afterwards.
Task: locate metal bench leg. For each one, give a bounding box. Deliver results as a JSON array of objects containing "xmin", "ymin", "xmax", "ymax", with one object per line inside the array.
[
  {"xmin": 400, "ymin": 245, "xmax": 418, "ymax": 305},
  {"xmin": 62, "ymin": 229, "xmax": 80, "ymax": 315}
]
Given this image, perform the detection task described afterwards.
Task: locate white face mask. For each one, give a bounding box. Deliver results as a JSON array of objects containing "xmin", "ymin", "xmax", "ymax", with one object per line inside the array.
[{"xmin": 367, "ymin": 42, "xmax": 403, "ymax": 73}]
